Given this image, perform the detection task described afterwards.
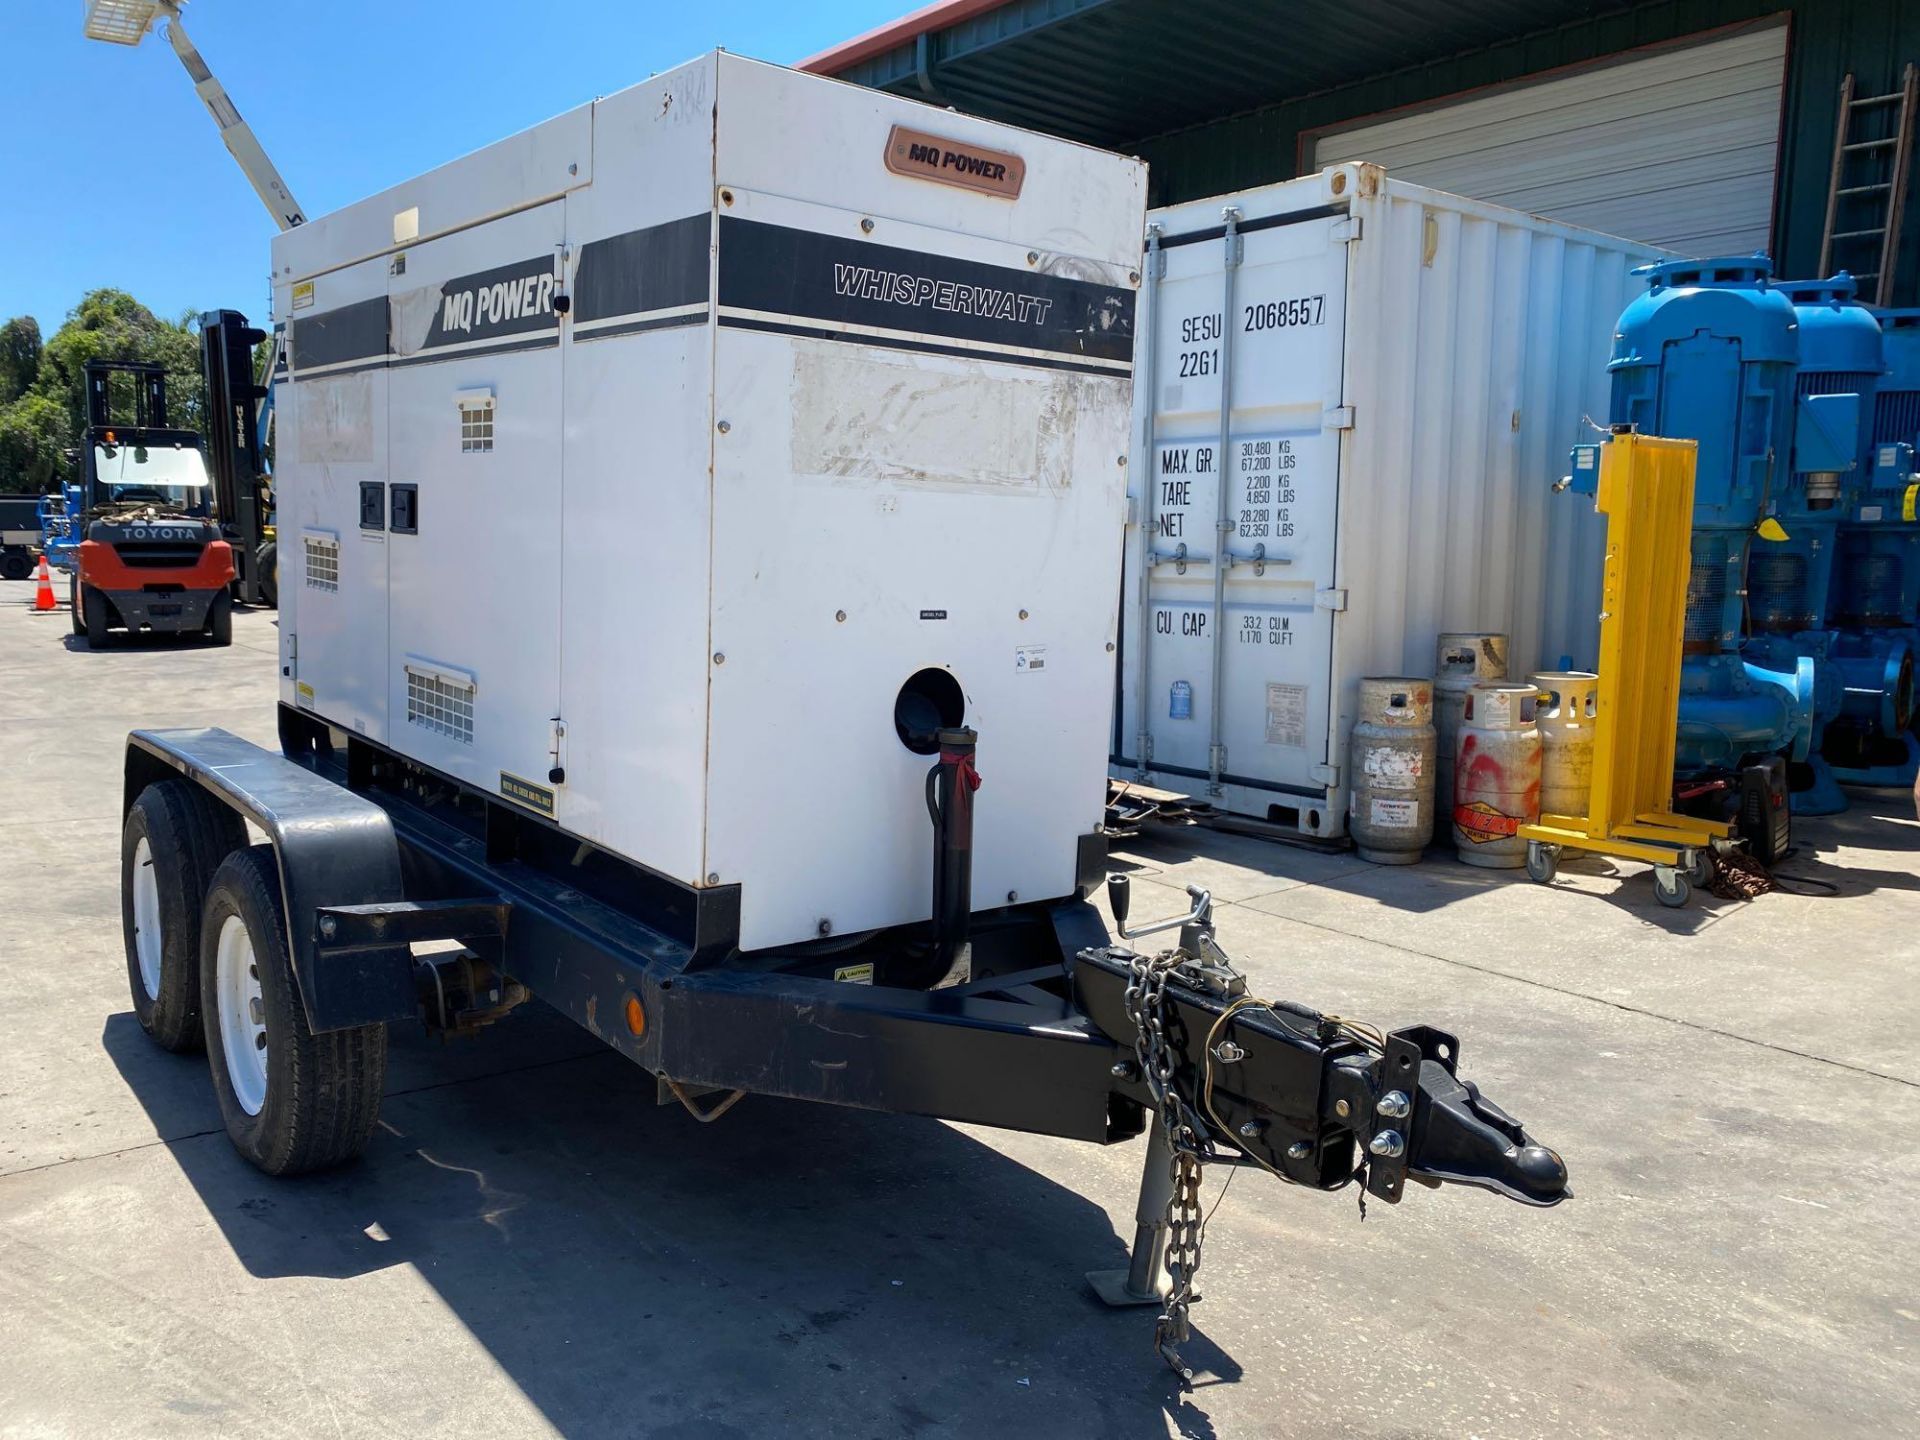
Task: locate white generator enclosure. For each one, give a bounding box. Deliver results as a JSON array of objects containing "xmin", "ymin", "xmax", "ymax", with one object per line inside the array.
[
  {"xmin": 1115, "ymin": 165, "xmax": 1661, "ymax": 838},
  {"xmin": 273, "ymin": 53, "xmax": 1146, "ymax": 951}
]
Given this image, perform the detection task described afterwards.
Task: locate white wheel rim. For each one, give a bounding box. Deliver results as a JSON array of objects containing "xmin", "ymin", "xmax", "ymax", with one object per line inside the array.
[
  {"xmin": 216, "ymin": 913, "xmax": 269, "ymax": 1115},
  {"xmin": 131, "ymin": 837, "xmax": 162, "ymax": 1000}
]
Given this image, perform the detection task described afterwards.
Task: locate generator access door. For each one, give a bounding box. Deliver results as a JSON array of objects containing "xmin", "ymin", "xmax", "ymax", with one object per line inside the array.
[
  {"xmin": 384, "ymin": 201, "xmax": 568, "ymax": 798},
  {"xmin": 279, "ymin": 253, "xmax": 392, "ymax": 742},
  {"xmin": 1123, "ymin": 207, "xmax": 1350, "ymax": 806}
]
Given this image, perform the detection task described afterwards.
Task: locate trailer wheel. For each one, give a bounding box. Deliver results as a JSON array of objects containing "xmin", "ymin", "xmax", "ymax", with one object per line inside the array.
[
  {"xmin": 200, "ymin": 845, "xmax": 387, "ymax": 1175},
  {"xmin": 206, "ymin": 591, "xmax": 233, "ymax": 647},
  {"xmin": 257, "ymin": 541, "xmax": 278, "ymax": 609},
  {"xmin": 121, "ymin": 780, "xmax": 247, "ymax": 1053},
  {"xmin": 0, "ymin": 551, "xmax": 28, "ymax": 581},
  {"xmin": 69, "ymin": 575, "xmax": 81, "ymax": 635},
  {"xmin": 83, "ymin": 584, "xmax": 112, "ymax": 648}
]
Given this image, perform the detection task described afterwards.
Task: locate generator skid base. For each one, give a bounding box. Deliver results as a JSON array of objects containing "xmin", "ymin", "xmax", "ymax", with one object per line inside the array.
[{"xmin": 121, "ymin": 716, "xmax": 1568, "ymax": 1375}]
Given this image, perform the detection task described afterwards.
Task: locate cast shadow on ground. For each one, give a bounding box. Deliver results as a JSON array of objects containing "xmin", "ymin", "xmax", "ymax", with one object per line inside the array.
[
  {"xmin": 1117, "ymin": 793, "xmax": 1920, "ymax": 935},
  {"xmin": 103, "ymin": 1005, "xmax": 1240, "ymax": 1439}
]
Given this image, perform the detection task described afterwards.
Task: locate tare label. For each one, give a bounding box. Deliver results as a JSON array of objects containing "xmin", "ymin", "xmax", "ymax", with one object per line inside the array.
[{"xmin": 1152, "ymin": 432, "xmax": 1318, "ymax": 549}]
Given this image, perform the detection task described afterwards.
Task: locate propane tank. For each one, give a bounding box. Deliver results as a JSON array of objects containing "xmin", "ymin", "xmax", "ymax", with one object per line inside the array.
[
  {"xmin": 1452, "ymin": 681, "xmax": 1542, "ymax": 869},
  {"xmin": 1434, "ymin": 632, "xmax": 1508, "ymax": 814},
  {"xmin": 1348, "ymin": 676, "xmax": 1436, "ymax": 864},
  {"xmin": 1534, "ymin": 671, "xmax": 1598, "ymax": 820}
]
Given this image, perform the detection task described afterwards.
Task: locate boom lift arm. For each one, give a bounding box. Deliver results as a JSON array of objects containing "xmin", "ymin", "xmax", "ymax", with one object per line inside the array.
[
  {"xmin": 85, "ymin": 4, "xmax": 292, "ymax": 603},
  {"xmin": 82, "ymin": 1, "xmax": 305, "ymax": 231}
]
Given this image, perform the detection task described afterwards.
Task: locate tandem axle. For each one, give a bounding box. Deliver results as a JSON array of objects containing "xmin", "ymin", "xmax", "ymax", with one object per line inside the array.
[{"xmin": 119, "ymin": 707, "xmax": 1567, "ymax": 1372}]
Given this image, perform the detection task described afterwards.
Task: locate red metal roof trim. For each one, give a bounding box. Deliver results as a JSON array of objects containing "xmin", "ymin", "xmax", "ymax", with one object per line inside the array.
[{"xmin": 796, "ymin": 0, "xmax": 1013, "ymax": 75}]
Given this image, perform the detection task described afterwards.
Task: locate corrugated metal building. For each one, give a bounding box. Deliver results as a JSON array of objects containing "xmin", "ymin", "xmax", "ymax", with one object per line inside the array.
[{"xmin": 803, "ymin": 0, "xmax": 1920, "ymax": 301}]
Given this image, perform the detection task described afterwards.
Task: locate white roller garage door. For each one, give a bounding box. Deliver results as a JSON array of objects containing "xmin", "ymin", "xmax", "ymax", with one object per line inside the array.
[{"xmin": 1309, "ymin": 23, "xmax": 1787, "ymax": 255}]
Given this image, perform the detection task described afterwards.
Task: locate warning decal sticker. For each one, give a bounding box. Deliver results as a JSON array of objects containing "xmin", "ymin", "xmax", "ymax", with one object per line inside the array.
[{"xmin": 1265, "ymin": 682, "xmax": 1307, "ymax": 748}]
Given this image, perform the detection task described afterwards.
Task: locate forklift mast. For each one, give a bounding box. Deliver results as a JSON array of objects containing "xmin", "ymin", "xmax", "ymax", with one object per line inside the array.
[
  {"xmin": 199, "ymin": 311, "xmax": 270, "ymax": 604},
  {"xmin": 84, "ymin": 359, "xmax": 170, "ymax": 434}
]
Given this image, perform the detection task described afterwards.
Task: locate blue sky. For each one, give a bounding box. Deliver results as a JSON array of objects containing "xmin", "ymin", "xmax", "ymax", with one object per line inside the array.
[{"xmin": 1, "ymin": 1, "xmax": 908, "ymax": 333}]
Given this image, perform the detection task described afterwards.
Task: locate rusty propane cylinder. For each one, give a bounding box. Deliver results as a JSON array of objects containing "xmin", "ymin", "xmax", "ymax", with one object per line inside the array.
[
  {"xmin": 1434, "ymin": 632, "xmax": 1509, "ymax": 815},
  {"xmin": 1452, "ymin": 680, "xmax": 1541, "ymax": 869},
  {"xmin": 1534, "ymin": 671, "xmax": 1599, "ymax": 820},
  {"xmin": 1348, "ymin": 677, "xmax": 1437, "ymax": 864}
]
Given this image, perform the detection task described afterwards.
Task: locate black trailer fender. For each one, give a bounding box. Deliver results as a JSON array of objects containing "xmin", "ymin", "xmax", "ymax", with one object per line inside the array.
[{"xmin": 124, "ymin": 728, "xmax": 416, "ymax": 1032}]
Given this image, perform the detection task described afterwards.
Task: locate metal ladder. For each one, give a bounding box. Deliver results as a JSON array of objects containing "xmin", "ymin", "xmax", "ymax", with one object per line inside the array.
[{"xmin": 1819, "ymin": 63, "xmax": 1918, "ymax": 306}]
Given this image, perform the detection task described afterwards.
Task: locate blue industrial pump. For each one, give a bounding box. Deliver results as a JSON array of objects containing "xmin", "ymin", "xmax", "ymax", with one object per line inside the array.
[
  {"xmin": 1596, "ymin": 257, "xmax": 1917, "ymax": 832},
  {"xmin": 1738, "ymin": 274, "xmax": 1895, "ymax": 812},
  {"xmin": 1824, "ymin": 304, "xmax": 1920, "ymax": 786},
  {"xmin": 1603, "ymin": 258, "xmax": 1813, "ymax": 838}
]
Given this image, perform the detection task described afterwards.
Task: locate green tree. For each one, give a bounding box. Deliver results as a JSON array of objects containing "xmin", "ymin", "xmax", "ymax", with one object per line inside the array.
[
  {"xmin": 36, "ymin": 289, "xmax": 206, "ymax": 436},
  {"xmin": 0, "ymin": 391, "xmax": 68, "ymax": 489},
  {"xmin": 0, "ymin": 290, "xmax": 207, "ymax": 489},
  {"xmin": 0, "ymin": 316, "xmax": 41, "ymax": 406}
]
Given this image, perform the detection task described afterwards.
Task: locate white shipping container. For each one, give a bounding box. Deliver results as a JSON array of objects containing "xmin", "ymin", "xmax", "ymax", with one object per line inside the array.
[
  {"xmin": 273, "ymin": 53, "xmax": 1146, "ymax": 951},
  {"xmin": 1114, "ymin": 164, "xmax": 1664, "ymax": 839}
]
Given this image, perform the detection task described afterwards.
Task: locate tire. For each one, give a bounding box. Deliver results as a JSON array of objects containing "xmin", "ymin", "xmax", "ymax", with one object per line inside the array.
[
  {"xmin": 1653, "ymin": 868, "xmax": 1691, "ymax": 909},
  {"xmin": 206, "ymin": 590, "xmax": 233, "ymax": 646},
  {"xmin": 201, "ymin": 845, "xmax": 387, "ymax": 1175},
  {"xmin": 1524, "ymin": 841, "xmax": 1558, "ymax": 884},
  {"xmin": 121, "ymin": 781, "xmax": 247, "ymax": 1053},
  {"xmin": 69, "ymin": 574, "xmax": 81, "ymax": 635},
  {"xmin": 257, "ymin": 541, "xmax": 278, "ymax": 609},
  {"xmin": 0, "ymin": 551, "xmax": 28, "ymax": 582},
  {"xmin": 83, "ymin": 584, "xmax": 111, "ymax": 648}
]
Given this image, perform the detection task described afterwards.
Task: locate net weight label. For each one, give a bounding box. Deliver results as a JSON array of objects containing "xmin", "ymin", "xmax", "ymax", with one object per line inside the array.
[
  {"xmin": 1153, "ymin": 434, "xmax": 1311, "ymax": 550},
  {"xmin": 1235, "ymin": 436, "xmax": 1300, "ymax": 542}
]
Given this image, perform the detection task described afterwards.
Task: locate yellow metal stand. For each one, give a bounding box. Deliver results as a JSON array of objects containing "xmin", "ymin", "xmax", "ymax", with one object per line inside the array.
[{"xmin": 1520, "ymin": 432, "xmax": 1731, "ymax": 907}]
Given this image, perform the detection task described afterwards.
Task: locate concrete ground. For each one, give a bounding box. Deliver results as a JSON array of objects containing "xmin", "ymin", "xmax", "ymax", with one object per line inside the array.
[{"xmin": 1, "ymin": 589, "xmax": 1916, "ymax": 1440}]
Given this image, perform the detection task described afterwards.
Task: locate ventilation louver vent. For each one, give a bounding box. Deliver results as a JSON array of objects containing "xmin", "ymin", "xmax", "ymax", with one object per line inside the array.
[
  {"xmin": 406, "ymin": 666, "xmax": 475, "ymax": 742},
  {"xmin": 304, "ymin": 533, "xmax": 340, "ymax": 591},
  {"xmin": 458, "ymin": 392, "xmax": 495, "ymax": 453}
]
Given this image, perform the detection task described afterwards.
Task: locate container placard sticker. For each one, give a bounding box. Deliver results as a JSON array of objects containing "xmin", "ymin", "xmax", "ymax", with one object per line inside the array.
[
  {"xmin": 1265, "ymin": 682, "xmax": 1307, "ymax": 747},
  {"xmin": 1360, "ymin": 742, "xmax": 1422, "ymax": 789},
  {"xmin": 1015, "ymin": 645, "xmax": 1047, "ymax": 674},
  {"xmin": 1370, "ymin": 797, "xmax": 1419, "ymax": 830}
]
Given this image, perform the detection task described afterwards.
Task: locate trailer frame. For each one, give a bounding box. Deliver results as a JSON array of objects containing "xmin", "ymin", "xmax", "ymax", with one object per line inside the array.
[{"xmin": 121, "ymin": 709, "xmax": 1569, "ymax": 1351}]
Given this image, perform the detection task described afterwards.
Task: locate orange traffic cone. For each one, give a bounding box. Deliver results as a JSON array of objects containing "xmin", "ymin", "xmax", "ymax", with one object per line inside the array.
[{"xmin": 32, "ymin": 557, "xmax": 57, "ymax": 614}]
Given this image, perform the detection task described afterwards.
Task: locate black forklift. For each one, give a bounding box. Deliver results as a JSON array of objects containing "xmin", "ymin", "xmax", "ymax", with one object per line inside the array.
[{"xmin": 199, "ymin": 310, "xmax": 276, "ymax": 608}]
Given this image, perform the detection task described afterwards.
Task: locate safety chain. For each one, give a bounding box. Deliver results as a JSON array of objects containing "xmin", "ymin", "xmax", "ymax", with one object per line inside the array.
[{"xmin": 1123, "ymin": 946, "xmax": 1218, "ymax": 1381}]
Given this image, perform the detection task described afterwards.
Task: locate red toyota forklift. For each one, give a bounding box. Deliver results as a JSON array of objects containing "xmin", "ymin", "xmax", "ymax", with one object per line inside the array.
[{"xmin": 70, "ymin": 359, "xmax": 234, "ymax": 646}]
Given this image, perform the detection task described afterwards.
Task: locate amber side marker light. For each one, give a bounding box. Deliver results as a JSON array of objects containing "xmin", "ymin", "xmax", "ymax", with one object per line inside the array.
[{"xmin": 623, "ymin": 994, "xmax": 647, "ymax": 1038}]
